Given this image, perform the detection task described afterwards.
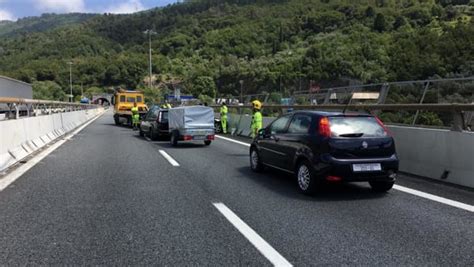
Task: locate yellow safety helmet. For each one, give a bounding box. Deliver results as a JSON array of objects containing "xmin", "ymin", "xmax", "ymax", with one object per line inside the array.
[{"xmin": 252, "ymin": 100, "xmax": 262, "ymax": 110}]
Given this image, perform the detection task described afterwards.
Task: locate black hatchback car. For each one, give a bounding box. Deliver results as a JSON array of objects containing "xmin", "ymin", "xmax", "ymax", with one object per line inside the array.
[
  {"xmin": 139, "ymin": 105, "xmax": 169, "ymax": 140},
  {"xmin": 249, "ymin": 111, "xmax": 398, "ymax": 194}
]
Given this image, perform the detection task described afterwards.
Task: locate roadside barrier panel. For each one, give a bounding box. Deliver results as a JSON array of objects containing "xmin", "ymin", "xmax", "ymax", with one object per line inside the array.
[
  {"xmin": 389, "ymin": 125, "xmax": 474, "ymax": 188},
  {"xmin": 0, "ymin": 108, "xmax": 103, "ymax": 172}
]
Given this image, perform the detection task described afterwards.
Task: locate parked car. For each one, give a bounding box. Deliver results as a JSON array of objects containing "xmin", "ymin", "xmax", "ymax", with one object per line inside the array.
[
  {"xmin": 249, "ymin": 111, "xmax": 398, "ymax": 195},
  {"xmin": 139, "ymin": 105, "xmax": 169, "ymax": 140},
  {"xmin": 168, "ymin": 106, "xmax": 215, "ymax": 146}
]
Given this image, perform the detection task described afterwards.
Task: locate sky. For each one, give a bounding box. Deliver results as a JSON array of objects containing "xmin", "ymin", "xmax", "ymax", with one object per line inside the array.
[{"xmin": 0, "ymin": 0, "xmax": 180, "ymax": 21}]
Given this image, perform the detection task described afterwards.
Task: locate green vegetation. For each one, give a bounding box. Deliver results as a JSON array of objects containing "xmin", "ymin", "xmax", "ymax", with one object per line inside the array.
[
  {"xmin": 0, "ymin": 0, "xmax": 473, "ymax": 109},
  {"xmin": 0, "ymin": 13, "xmax": 97, "ymax": 37}
]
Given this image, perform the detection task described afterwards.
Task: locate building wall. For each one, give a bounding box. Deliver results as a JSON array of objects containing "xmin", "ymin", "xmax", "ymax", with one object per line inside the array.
[{"xmin": 0, "ymin": 76, "xmax": 33, "ymax": 99}]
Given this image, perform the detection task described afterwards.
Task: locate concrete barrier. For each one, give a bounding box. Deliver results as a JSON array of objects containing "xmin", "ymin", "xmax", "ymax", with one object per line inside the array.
[
  {"xmin": 230, "ymin": 112, "xmax": 473, "ymax": 188},
  {"xmin": 0, "ymin": 108, "xmax": 103, "ymax": 172},
  {"xmin": 388, "ymin": 125, "xmax": 474, "ymax": 188}
]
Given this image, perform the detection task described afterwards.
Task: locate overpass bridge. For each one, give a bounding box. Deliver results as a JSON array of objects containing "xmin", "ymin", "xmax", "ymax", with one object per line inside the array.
[{"xmin": 0, "ymin": 99, "xmax": 472, "ymax": 265}]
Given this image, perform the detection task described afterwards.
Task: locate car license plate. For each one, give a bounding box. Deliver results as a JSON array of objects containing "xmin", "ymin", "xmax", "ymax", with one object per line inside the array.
[
  {"xmin": 193, "ymin": 135, "xmax": 206, "ymax": 140},
  {"xmin": 352, "ymin": 163, "xmax": 382, "ymax": 172}
]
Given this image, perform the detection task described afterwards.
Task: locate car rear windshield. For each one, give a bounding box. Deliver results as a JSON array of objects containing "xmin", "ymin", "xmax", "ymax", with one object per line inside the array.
[{"xmin": 329, "ymin": 116, "xmax": 387, "ymax": 137}]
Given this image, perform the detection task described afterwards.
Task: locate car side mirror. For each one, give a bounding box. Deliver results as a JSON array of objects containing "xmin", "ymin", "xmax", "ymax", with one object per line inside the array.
[{"xmin": 258, "ymin": 129, "xmax": 266, "ymax": 138}]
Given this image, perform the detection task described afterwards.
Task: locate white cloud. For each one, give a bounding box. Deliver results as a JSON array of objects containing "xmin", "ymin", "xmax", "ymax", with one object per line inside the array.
[
  {"xmin": 106, "ymin": 0, "xmax": 145, "ymax": 14},
  {"xmin": 33, "ymin": 0, "xmax": 86, "ymax": 13},
  {"xmin": 0, "ymin": 9, "xmax": 15, "ymax": 21}
]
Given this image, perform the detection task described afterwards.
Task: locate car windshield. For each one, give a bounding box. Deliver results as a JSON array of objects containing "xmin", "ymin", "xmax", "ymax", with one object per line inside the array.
[{"xmin": 329, "ymin": 116, "xmax": 387, "ymax": 137}]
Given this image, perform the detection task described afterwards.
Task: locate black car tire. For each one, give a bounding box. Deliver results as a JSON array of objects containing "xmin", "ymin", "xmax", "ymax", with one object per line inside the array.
[
  {"xmin": 250, "ymin": 147, "xmax": 264, "ymax": 172},
  {"xmin": 204, "ymin": 140, "xmax": 211, "ymax": 146},
  {"xmin": 114, "ymin": 115, "xmax": 120, "ymax": 125},
  {"xmin": 170, "ymin": 131, "xmax": 178, "ymax": 147},
  {"xmin": 139, "ymin": 127, "xmax": 145, "ymax": 137},
  {"xmin": 215, "ymin": 121, "xmax": 222, "ymax": 134},
  {"xmin": 369, "ymin": 181, "xmax": 394, "ymax": 192},
  {"xmin": 295, "ymin": 160, "xmax": 319, "ymax": 195}
]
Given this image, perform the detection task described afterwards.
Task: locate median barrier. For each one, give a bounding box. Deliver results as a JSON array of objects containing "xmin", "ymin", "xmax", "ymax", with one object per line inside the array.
[{"xmin": 0, "ymin": 107, "xmax": 104, "ymax": 172}]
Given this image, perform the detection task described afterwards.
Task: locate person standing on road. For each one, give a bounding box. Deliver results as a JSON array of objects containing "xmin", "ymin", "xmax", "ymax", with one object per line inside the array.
[
  {"xmin": 220, "ymin": 102, "xmax": 228, "ymax": 134},
  {"xmin": 250, "ymin": 100, "xmax": 263, "ymax": 138},
  {"xmin": 162, "ymin": 100, "xmax": 172, "ymax": 109},
  {"xmin": 131, "ymin": 102, "xmax": 140, "ymax": 131}
]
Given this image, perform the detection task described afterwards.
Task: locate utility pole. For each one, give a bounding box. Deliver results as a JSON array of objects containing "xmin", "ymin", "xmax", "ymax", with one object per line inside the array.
[
  {"xmin": 239, "ymin": 80, "xmax": 244, "ymax": 104},
  {"xmin": 144, "ymin": 29, "xmax": 157, "ymax": 88},
  {"xmin": 68, "ymin": 62, "xmax": 73, "ymax": 102}
]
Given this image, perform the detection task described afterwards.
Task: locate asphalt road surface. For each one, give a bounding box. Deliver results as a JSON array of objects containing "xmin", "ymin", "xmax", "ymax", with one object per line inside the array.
[{"xmin": 0, "ymin": 111, "xmax": 473, "ymax": 265}]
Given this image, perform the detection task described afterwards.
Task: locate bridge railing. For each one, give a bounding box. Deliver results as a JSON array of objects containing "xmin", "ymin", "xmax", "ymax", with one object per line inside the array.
[
  {"xmin": 211, "ymin": 103, "xmax": 474, "ymax": 132},
  {"xmin": 0, "ymin": 97, "xmax": 100, "ymax": 120}
]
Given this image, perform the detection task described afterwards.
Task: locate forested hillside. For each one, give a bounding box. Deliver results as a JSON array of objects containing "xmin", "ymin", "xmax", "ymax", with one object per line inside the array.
[
  {"xmin": 0, "ymin": 0, "xmax": 473, "ymax": 104},
  {"xmin": 0, "ymin": 13, "xmax": 97, "ymax": 37}
]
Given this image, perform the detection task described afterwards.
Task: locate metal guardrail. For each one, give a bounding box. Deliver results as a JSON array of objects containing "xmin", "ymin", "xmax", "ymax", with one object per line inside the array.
[
  {"xmin": 211, "ymin": 103, "xmax": 474, "ymax": 132},
  {"xmin": 0, "ymin": 97, "xmax": 100, "ymax": 120},
  {"xmin": 217, "ymin": 103, "xmax": 474, "ymax": 112}
]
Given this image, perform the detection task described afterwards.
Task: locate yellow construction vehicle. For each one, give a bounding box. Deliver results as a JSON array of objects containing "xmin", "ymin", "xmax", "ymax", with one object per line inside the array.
[{"xmin": 111, "ymin": 89, "xmax": 148, "ymax": 125}]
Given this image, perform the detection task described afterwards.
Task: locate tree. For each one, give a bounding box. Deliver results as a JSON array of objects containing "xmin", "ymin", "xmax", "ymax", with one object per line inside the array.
[
  {"xmin": 365, "ymin": 6, "xmax": 375, "ymax": 17},
  {"xmin": 189, "ymin": 76, "xmax": 217, "ymax": 98},
  {"xmin": 32, "ymin": 81, "xmax": 66, "ymax": 101},
  {"xmin": 374, "ymin": 13, "xmax": 387, "ymax": 32}
]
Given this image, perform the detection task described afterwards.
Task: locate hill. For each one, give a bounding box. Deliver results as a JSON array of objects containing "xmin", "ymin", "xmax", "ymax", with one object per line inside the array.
[
  {"xmin": 0, "ymin": 0, "xmax": 473, "ymax": 104},
  {"xmin": 0, "ymin": 13, "xmax": 98, "ymax": 37}
]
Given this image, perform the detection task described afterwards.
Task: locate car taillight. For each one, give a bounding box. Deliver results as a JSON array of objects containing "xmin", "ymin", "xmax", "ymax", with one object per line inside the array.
[
  {"xmin": 375, "ymin": 116, "xmax": 392, "ymax": 136},
  {"xmin": 184, "ymin": 135, "xmax": 193, "ymax": 141},
  {"xmin": 319, "ymin": 117, "xmax": 331, "ymax": 137},
  {"xmin": 207, "ymin": 135, "xmax": 215, "ymax": 140}
]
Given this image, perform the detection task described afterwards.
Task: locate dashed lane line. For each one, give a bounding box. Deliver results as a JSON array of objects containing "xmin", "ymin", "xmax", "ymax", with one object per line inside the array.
[
  {"xmin": 159, "ymin": 150, "xmax": 180, "ymax": 167},
  {"xmin": 213, "ymin": 202, "xmax": 293, "ymax": 267}
]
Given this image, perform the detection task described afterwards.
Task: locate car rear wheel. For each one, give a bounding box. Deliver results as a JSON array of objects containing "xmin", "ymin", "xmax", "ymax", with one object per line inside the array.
[
  {"xmin": 215, "ymin": 121, "xmax": 222, "ymax": 134},
  {"xmin": 139, "ymin": 127, "xmax": 145, "ymax": 137},
  {"xmin": 369, "ymin": 181, "xmax": 394, "ymax": 192},
  {"xmin": 170, "ymin": 131, "xmax": 178, "ymax": 147},
  {"xmin": 204, "ymin": 140, "xmax": 211, "ymax": 146},
  {"xmin": 296, "ymin": 160, "xmax": 319, "ymax": 195},
  {"xmin": 250, "ymin": 147, "xmax": 264, "ymax": 172}
]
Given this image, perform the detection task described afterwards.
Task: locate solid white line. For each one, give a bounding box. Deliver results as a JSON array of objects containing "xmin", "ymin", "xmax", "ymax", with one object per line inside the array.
[
  {"xmin": 159, "ymin": 150, "xmax": 180, "ymax": 167},
  {"xmin": 393, "ymin": 185, "xmax": 473, "ymax": 212},
  {"xmin": 215, "ymin": 135, "xmax": 250, "ymax": 147},
  {"xmin": 213, "ymin": 203, "xmax": 292, "ymax": 267},
  {"xmin": 216, "ymin": 135, "xmax": 474, "ymax": 213},
  {"xmin": 0, "ymin": 111, "xmax": 105, "ymax": 192}
]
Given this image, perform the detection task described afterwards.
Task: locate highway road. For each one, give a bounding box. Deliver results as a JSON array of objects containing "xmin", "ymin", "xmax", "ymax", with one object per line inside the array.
[{"xmin": 0, "ymin": 111, "xmax": 473, "ymax": 265}]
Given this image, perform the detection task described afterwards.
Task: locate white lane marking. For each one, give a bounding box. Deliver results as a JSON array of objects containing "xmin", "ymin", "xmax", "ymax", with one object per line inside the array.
[
  {"xmin": 216, "ymin": 135, "xmax": 474, "ymax": 213},
  {"xmin": 145, "ymin": 136, "xmax": 152, "ymax": 141},
  {"xmin": 215, "ymin": 135, "xmax": 250, "ymax": 147},
  {"xmin": 0, "ymin": 111, "xmax": 105, "ymax": 192},
  {"xmin": 213, "ymin": 203, "xmax": 292, "ymax": 267},
  {"xmin": 394, "ymin": 185, "xmax": 473, "ymax": 212},
  {"xmin": 159, "ymin": 150, "xmax": 180, "ymax": 167}
]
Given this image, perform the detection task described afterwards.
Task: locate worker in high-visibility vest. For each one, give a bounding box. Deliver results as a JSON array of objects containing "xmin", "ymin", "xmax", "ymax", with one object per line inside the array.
[
  {"xmin": 220, "ymin": 102, "xmax": 228, "ymax": 134},
  {"xmin": 162, "ymin": 100, "xmax": 172, "ymax": 109},
  {"xmin": 250, "ymin": 100, "xmax": 263, "ymax": 138},
  {"xmin": 131, "ymin": 102, "xmax": 140, "ymax": 130}
]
